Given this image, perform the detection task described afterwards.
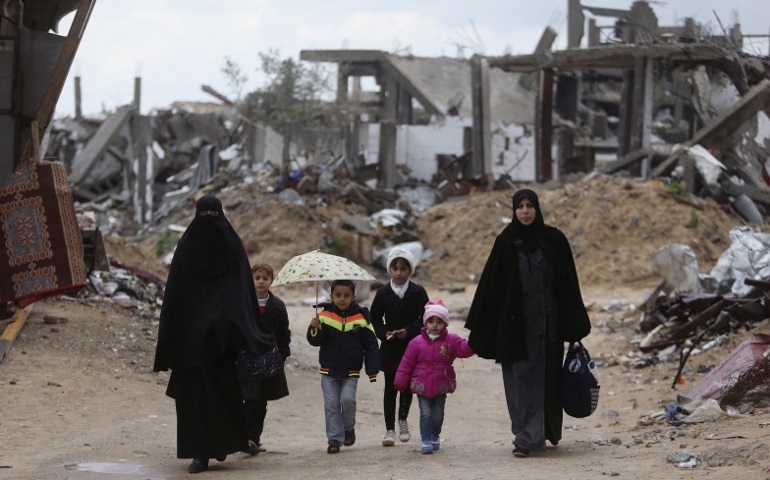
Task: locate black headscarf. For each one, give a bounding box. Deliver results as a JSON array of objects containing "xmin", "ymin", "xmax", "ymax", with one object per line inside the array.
[
  {"xmin": 509, "ymin": 188, "xmax": 545, "ymax": 252},
  {"xmin": 153, "ymin": 195, "xmax": 275, "ymax": 371}
]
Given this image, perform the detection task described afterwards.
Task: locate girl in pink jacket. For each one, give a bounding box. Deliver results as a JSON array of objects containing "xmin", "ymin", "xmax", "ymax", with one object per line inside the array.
[{"xmin": 394, "ymin": 300, "xmax": 474, "ymax": 454}]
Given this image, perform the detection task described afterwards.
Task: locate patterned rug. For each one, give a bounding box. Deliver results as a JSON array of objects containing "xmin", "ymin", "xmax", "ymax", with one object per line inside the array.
[{"xmin": 0, "ymin": 161, "xmax": 86, "ymax": 306}]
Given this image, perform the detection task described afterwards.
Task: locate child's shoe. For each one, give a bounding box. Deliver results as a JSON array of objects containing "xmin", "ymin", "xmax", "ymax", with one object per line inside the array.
[
  {"xmin": 382, "ymin": 430, "xmax": 396, "ymax": 446},
  {"xmin": 327, "ymin": 440, "xmax": 341, "ymax": 454},
  {"xmin": 344, "ymin": 429, "xmax": 356, "ymax": 446},
  {"xmin": 421, "ymin": 441, "xmax": 433, "ymax": 454},
  {"xmin": 431, "ymin": 436, "xmax": 440, "ymax": 451},
  {"xmin": 398, "ymin": 419, "xmax": 411, "ymax": 442}
]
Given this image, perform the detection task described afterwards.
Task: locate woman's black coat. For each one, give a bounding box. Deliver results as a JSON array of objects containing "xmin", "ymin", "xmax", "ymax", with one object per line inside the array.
[{"xmin": 465, "ymin": 223, "xmax": 591, "ymax": 363}]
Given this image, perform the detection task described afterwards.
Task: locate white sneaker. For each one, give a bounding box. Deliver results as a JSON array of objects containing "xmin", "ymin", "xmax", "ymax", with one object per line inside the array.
[
  {"xmin": 398, "ymin": 419, "xmax": 411, "ymax": 442},
  {"xmin": 382, "ymin": 430, "xmax": 396, "ymax": 446}
]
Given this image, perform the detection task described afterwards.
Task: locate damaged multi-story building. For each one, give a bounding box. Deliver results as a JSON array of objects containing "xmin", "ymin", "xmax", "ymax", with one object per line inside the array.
[{"xmin": 4, "ymin": 0, "xmax": 770, "ymax": 227}]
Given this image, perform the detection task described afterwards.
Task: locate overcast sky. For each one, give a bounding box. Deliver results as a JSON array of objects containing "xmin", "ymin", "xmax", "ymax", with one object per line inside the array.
[{"xmin": 54, "ymin": 0, "xmax": 770, "ymax": 118}]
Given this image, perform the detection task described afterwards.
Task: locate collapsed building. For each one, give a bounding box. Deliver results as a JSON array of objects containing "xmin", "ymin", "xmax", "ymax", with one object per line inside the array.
[
  {"xmin": 35, "ymin": 1, "xmax": 770, "ymax": 231},
  {"xmin": 2, "ymin": 0, "xmax": 769, "ymax": 291}
]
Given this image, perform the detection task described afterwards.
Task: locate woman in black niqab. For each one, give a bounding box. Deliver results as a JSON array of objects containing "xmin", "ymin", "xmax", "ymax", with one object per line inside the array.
[
  {"xmin": 464, "ymin": 188, "xmax": 590, "ymax": 456},
  {"xmin": 154, "ymin": 195, "xmax": 275, "ymax": 473}
]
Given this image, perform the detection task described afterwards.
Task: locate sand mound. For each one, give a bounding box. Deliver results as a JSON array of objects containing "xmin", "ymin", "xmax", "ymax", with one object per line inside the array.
[{"xmin": 414, "ymin": 173, "xmax": 744, "ymax": 288}]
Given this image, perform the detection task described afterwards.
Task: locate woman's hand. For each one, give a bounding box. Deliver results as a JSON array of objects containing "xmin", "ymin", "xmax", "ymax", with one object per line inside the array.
[{"xmin": 393, "ymin": 328, "xmax": 407, "ymax": 339}]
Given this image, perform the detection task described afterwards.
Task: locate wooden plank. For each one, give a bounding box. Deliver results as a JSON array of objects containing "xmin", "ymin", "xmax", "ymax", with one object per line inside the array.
[
  {"xmin": 0, "ymin": 305, "xmax": 33, "ymax": 363},
  {"xmin": 21, "ymin": 0, "xmax": 97, "ymax": 165}
]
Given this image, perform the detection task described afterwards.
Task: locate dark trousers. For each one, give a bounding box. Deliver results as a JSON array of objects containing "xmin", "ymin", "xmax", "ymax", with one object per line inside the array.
[
  {"xmin": 383, "ymin": 371, "xmax": 413, "ymax": 430},
  {"xmin": 244, "ymin": 399, "xmax": 267, "ymax": 443}
]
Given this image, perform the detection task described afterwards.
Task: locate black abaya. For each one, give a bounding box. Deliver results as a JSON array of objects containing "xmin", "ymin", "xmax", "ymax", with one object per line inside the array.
[
  {"xmin": 465, "ymin": 189, "xmax": 590, "ymax": 452},
  {"xmin": 153, "ymin": 195, "xmax": 276, "ymax": 461}
]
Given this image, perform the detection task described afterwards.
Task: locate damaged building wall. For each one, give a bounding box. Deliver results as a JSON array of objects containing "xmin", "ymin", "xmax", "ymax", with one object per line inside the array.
[
  {"xmin": 251, "ymin": 123, "xmax": 287, "ymax": 167},
  {"xmin": 357, "ymin": 117, "xmax": 537, "ymax": 184}
]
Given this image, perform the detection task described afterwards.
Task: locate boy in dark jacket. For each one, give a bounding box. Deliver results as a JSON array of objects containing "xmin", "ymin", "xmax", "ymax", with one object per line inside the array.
[
  {"xmin": 240, "ymin": 264, "xmax": 291, "ymax": 455},
  {"xmin": 307, "ymin": 280, "xmax": 380, "ymax": 454}
]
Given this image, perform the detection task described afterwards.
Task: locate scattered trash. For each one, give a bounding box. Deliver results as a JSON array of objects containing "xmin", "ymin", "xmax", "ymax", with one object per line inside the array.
[{"xmin": 666, "ymin": 450, "xmax": 701, "ymax": 468}]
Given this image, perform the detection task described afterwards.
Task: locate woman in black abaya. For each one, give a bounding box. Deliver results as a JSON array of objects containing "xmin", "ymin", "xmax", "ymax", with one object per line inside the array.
[
  {"xmin": 464, "ymin": 189, "xmax": 591, "ymax": 458},
  {"xmin": 154, "ymin": 195, "xmax": 275, "ymax": 474}
]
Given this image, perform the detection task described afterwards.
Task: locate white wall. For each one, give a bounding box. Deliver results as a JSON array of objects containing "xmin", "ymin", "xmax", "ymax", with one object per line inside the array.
[
  {"xmin": 395, "ymin": 117, "xmax": 466, "ymax": 181},
  {"xmin": 360, "ymin": 118, "xmax": 537, "ymax": 183},
  {"xmin": 489, "ymin": 123, "xmax": 536, "ymax": 182}
]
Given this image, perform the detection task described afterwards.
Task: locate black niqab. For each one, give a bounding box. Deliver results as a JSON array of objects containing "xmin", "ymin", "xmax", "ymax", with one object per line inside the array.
[{"xmin": 153, "ymin": 195, "xmax": 274, "ymax": 371}]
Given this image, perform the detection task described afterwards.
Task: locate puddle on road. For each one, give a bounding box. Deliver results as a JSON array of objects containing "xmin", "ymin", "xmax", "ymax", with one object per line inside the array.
[{"xmin": 68, "ymin": 462, "xmax": 142, "ymax": 474}]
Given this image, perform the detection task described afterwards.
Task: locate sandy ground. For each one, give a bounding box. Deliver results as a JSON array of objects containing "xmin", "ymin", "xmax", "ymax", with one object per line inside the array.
[
  {"xmin": 1, "ymin": 280, "xmax": 769, "ymax": 480},
  {"xmin": 1, "ymin": 173, "xmax": 769, "ymax": 479}
]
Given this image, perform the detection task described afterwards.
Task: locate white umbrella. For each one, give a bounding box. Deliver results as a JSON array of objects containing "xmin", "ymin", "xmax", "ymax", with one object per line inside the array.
[{"xmin": 273, "ymin": 249, "xmax": 376, "ymax": 316}]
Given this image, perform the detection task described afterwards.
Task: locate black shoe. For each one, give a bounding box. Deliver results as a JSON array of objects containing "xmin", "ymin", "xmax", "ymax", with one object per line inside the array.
[
  {"xmin": 215, "ymin": 454, "xmax": 226, "ymax": 462},
  {"xmin": 188, "ymin": 458, "xmax": 208, "ymax": 473},
  {"xmin": 344, "ymin": 429, "xmax": 356, "ymax": 446},
  {"xmin": 242, "ymin": 439, "xmax": 259, "ymax": 456},
  {"xmin": 327, "ymin": 441, "xmax": 341, "ymax": 454},
  {"xmin": 513, "ymin": 447, "xmax": 529, "ymax": 458}
]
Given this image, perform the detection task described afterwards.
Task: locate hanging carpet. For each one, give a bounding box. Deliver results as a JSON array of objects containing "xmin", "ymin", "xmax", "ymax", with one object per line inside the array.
[{"xmin": 0, "ymin": 160, "xmax": 86, "ymax": 306}]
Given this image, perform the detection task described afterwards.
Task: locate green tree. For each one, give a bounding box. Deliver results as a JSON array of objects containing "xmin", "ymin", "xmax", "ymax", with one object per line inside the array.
[{"xmin": 232, "ymin": 49, "xmax": 333, "ymax": 131}]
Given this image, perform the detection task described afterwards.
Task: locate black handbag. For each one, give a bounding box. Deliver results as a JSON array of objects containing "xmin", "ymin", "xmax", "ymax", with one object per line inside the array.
[
  {"xmin": 235, "ymin": 348, "xmax": 284, "ymax": 379},
  {"xmin": 560, "ymin": 341, "xmax": 600, "ymax": 418}
]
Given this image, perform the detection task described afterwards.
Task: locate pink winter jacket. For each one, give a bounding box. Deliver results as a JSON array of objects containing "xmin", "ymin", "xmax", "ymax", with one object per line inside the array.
[{"xmin": 394, "ymin": 327, "xmax": 474, "ymax": 398}]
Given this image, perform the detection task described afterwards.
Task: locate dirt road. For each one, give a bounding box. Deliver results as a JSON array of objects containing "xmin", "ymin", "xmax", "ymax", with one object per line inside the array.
[{"xmin": 1, "ymin": 283, "xmax": 768, "ymax": 480}]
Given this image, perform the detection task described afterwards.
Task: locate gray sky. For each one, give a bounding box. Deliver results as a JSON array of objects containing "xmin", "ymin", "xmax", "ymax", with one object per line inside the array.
[{"xmin": 54, "ymin": 0, "xmax": 770, "ymax": 118}]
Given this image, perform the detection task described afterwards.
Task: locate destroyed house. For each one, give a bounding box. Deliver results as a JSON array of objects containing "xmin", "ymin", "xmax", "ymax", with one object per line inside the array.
[{"xmin": 300, "ymin": 49, "xmax": 537, "ymax": 191}]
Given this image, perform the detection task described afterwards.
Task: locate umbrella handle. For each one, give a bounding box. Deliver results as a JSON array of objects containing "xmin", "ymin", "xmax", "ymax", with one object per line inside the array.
[{"xmin": 310, "ymin": 284, "xmax": 319, "ymax": 336}]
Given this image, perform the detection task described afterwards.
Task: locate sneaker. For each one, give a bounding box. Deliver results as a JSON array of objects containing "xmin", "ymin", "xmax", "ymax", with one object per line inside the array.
[
  {"xmin": 513, "ymin": 447, "xmax": 529, "ymax": 457},
  {"xmin": 327, "ymin": 441, "xmax": 341, "ymax": 454},
  {"xmin": 344, "ymin": 429, "xmax": 356, "ymax": 446},
  {"xmin": 421, "ymin": 441, "xmax": 433, "ymax": 454},
  {"xmin": 398, "ymin": 419, "xmax": 411, "ymax": 442},
  {"xmin": 431, "ymin": 436, "xmax": 440, "ymax": 451},
  {"xmin": 382, "ymin": 429, "xmax": 396, "ymax": 446}
]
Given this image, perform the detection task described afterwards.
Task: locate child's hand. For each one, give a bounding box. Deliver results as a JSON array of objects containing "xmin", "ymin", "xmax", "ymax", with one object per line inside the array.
[{"xmin": 310, "ymin": 316, "xmax": 320, "ymax": 329}]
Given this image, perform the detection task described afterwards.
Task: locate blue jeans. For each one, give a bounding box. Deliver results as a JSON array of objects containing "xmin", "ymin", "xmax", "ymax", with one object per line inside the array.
[
  {"xmin": 321, "ymin": 376, "xmax": 358, "ymax": 443},
  {"xmin": 417, "ymin": 394, "xmax": 446, "ymax": 443}
]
